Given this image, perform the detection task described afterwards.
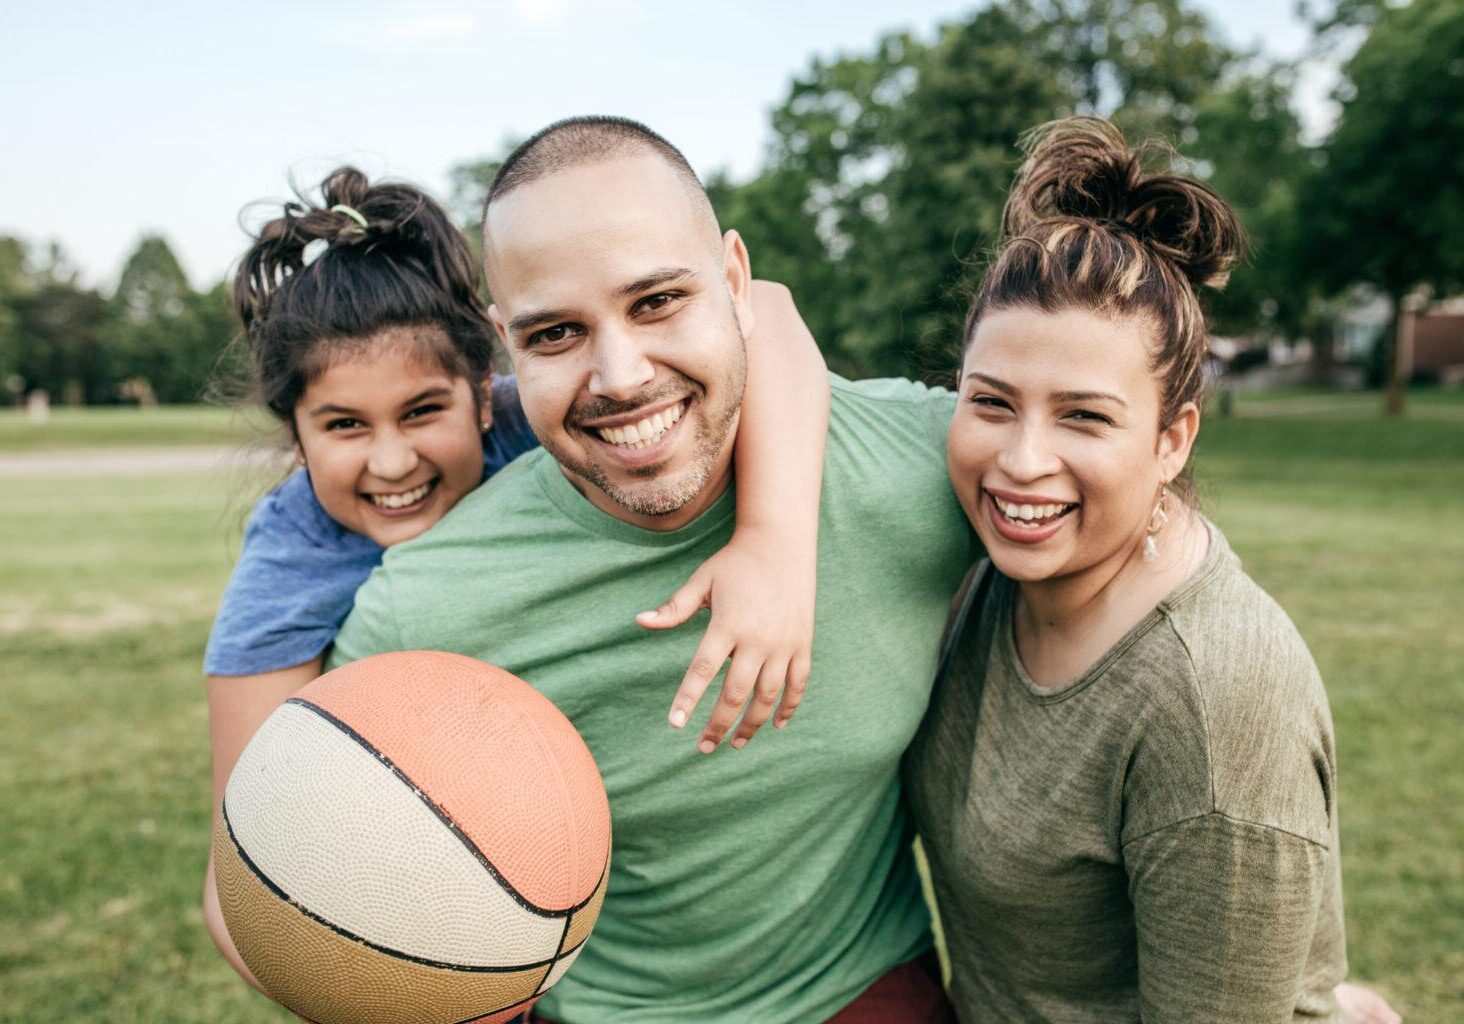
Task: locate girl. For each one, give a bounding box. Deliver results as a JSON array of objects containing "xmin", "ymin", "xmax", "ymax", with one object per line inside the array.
[
  {"xmin": 202, "ymin": 167, "xmax": 829, "ymax": 989},
  {"xmin": 907, "ymin": 118, "xmax": 1349, "ymax": 1021}
]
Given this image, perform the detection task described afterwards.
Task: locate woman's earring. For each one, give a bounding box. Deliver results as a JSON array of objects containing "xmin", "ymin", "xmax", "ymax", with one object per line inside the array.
[
  {"xmin": 480, "ymin": 421, "xmax": 491, "ymax": 433},
  {"xmin": 1143, "ymin": 489, "xmax": 1169, "ymax": 562}
]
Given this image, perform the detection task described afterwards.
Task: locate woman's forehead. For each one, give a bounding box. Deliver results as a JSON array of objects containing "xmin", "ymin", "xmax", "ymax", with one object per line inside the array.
[{"xmin": 966, "ymin": 307, "xmax": 1158, "ymax": 397}]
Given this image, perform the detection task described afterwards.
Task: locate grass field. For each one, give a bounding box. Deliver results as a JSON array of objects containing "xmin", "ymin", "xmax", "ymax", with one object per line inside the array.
[{"xmin": 1, "ymin": 392, "xmax": 1461, "ymax": 1021}]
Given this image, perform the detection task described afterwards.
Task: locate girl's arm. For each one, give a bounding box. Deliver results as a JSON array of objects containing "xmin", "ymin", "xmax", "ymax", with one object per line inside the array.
[
  {"xmin": 638, "ymin": 280, "xmax": 828, "ymax": 752},
  {"xmin": 202, "ymin": 660, "xmax": 323, "ymax": 994}
]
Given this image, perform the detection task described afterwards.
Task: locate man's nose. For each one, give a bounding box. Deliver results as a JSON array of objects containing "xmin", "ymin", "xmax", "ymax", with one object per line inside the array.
[
  {"xmin": 366, "ymin": 429, "xmax": 419, "ymax": 481},
  {"xmin": 588, "ymin": 324, "xmax": 656, "ymax": 400}
]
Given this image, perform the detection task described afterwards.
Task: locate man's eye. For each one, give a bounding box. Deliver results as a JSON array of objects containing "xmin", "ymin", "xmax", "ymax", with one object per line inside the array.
[
  {"xmin": 528, "ymin": 324, "xmax": 581, "ymax": 347},
  {"xmin": 634, "ymin": 292, "xmax": 679, "ymax": 316}
]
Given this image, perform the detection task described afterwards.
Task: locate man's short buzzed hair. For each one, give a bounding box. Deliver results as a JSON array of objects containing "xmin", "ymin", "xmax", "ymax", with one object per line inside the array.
[{"xmin": 484, "ymin": 115, "xmax": 710, "ymax": 213}]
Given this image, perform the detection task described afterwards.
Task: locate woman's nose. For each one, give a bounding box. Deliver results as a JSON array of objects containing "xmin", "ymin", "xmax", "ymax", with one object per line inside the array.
[{"xmin": 995, "ymin": 424, "xmax": 1061, "ymax": 483}]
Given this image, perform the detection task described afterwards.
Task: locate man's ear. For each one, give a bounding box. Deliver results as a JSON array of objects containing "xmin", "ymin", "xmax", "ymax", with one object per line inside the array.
[
  {"xmin": 488, "ymin": 303, "xmax": 509, "ymax": 346},
  {"xmin": 721, "ymin": 230, "xmax": 755, "ymax": 337},
  {"xmin": 1158, "ymin": 401, "xmax": 1201, "ymax": 483}
]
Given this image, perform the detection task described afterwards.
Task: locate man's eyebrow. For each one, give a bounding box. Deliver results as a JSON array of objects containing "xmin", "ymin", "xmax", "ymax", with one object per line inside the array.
[
  {"xmin": 618, "ymin": 267, "xmax": 695, "ymax": 297},
  {"xmin": 508, "ymin": 307, "xmax": 574, "ymax": 335}
]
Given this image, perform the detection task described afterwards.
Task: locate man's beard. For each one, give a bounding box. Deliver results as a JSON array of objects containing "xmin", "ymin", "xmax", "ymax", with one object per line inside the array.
[{"xmin": 548, "ymin": 356, "xmax": 746, "ymax": 520}]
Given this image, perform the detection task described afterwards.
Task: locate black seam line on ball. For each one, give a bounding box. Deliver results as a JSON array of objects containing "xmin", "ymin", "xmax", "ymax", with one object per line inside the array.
[
  {"xmin": 446, "ymin": 990, "xmax": 541, "ymax": 1024},
  {"xmin": 287, "ymin": 696, "xmax": 569, "ymax": 919},
  {"xmin": 221, "ymin": 799, "xmax": 562, "ymax": 975}
]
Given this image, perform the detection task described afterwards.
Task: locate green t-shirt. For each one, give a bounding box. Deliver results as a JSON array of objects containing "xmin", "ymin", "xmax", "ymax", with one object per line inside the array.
[
  {"xmin": 331, "ymin": 375, "xmax": 973, "ymax": 1023},
  {"xmin": 906, "ymin": 521, "xmax": 1347, "ymax": 1023}
]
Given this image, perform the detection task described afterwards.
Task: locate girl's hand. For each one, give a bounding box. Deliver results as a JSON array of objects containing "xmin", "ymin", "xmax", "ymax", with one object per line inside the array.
[{"xmin": 638, "ymin": 526, "xmax": 815, "ymax": 752}]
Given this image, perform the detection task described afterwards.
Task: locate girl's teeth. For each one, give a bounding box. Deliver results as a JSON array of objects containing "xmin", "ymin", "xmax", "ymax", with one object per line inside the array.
[{"xmin": 371, "ymin": 482, "xmax": 431, "ymax": 509}]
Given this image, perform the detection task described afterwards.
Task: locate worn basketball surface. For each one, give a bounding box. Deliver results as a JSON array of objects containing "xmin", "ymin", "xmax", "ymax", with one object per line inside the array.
[{"xmin": 214, "ymin": 651, "xmax": 611, "ymax": 1024}]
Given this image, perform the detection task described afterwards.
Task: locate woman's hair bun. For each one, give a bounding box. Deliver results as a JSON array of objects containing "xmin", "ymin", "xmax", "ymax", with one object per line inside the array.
[{"xmin": 1002, "ymin": 116, "xmax": 1245, "ymax": 290}]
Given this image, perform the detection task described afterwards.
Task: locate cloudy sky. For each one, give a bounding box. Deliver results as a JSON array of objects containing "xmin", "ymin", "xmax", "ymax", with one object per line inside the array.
[{"xmin": 1, "ymin": 0, "xmax": 1332, "ymax": 290}]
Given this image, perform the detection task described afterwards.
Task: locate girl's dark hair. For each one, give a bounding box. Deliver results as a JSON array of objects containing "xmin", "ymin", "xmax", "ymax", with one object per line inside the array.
[
  {"xmin": 226, "ymin": 167, "xmax": 495, "ymax": 433},
  {"xmin": 965, "ymin": 117, "xmax": 1245, "ymax": 440}
]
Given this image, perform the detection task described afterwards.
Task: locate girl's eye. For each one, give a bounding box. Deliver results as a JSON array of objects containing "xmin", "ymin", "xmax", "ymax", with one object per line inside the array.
[
  {"xmin": 325, "ymin": 417, "xmax": 364, "ymax": 431},
  {"xmin": 404, "ymin": 404, "xmax": 444, "ymax": 421}
]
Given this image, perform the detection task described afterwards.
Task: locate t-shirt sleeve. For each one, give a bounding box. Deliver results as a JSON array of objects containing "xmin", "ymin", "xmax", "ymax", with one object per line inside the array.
[
  {"xmin": 482, "ymin": 373, "xmax": 541, "ymax": 478},
  {"xmin": 204, "ymin": 471, "xmax": 385, "ymax": 676},
  {"xmin": 1124, "ymin": 813, "xmax": 1341, "ymax": 1023},
  {"xmin": 327, "ymin": 565, "xmax": 403, "ymax": 670}
]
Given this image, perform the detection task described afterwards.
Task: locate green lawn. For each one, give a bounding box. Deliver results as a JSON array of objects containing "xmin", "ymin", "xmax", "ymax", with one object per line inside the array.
[
  {"xmin": 0, "ymin": 404, "xmax": 269, "ymax": 451},
  {"xmin": 1, "ymin": 393, "xmax": 1460, "ymax": 1020}
]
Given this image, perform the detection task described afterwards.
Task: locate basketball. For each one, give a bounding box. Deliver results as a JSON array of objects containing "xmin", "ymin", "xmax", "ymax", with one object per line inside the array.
[{"xmin": 212, "ymin": 651, "xmax": 612, "ymax": 1024}]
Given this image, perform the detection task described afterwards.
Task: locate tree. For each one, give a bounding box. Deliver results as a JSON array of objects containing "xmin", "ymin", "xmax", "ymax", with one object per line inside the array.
[
  {"xmin": 716, "ymin": 0, "xmax": 1238, "ymax": 379},
  {"xmin": 1302, "ymin": 0, "xmax": 1464, "ymax": 413},
  {"xmin": 1188, "ymin": 64, "xmax": 1312, "ymax": 342}
]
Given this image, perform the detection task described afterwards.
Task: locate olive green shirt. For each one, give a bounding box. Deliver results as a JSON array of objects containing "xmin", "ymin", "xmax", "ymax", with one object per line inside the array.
[{"xmin": 906, "ymin": 522, "xmax": 1347, "ymax": 1023}]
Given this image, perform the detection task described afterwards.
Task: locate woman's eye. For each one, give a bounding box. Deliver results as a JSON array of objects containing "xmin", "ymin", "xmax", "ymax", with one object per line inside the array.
[
  {"xmin": 968, "ymin": 395, "xmax": 1011, "ymax": 411},
  {"xmin": 1067, "ymin": 410, "xmax": 1112, "ymax": 425}
]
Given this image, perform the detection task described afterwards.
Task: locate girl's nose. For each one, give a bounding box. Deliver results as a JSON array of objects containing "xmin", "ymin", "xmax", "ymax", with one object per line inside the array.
[{"xmin": 367, "ymin": 430, "xmax": 419, "ymax": 481}]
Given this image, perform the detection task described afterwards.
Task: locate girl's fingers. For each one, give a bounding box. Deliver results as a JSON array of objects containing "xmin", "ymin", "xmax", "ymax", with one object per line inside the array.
[
  {"xmin": 774, "ymin": 653, "xmax": 811, "ymax": 729},
  {"xmin": 637, "ymin": 571, "xmax": 710, "ymax": 631},
  {"xmin": 729, "ymin": 660, "xmax": 789, "ymax": 749},
  {"xmin": 698, "ymin": 654, "xmax": 761, "ymax": 753},
  {"xmin": 667, "ymin": 632, "xmax": 732, "ymax": 731}
]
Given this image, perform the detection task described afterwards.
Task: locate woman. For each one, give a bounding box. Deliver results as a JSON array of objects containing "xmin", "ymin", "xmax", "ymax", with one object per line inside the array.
[{"xmin": 907, "ymin": 117, "xmax": 1349, "ymax": 1021}]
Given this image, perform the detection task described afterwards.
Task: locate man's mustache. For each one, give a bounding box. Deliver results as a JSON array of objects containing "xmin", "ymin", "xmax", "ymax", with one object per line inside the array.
[{"xmin": 567, "ymin": 377, "xmax": 701, "ymax": 426}]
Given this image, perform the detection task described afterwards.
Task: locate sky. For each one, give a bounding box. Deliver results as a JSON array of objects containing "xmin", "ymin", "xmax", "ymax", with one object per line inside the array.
[{"xmin": 0, "ymin": 0, "xmax": 1334, "ymax": 291}]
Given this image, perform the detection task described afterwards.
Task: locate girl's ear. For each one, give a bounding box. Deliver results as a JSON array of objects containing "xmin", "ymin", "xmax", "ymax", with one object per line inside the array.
[
  {"xmin": 294, "ymin": 441, "xmax": 307, "ymax": 468},
  {"xmin": 1157, "ymin": 401, "xmax": 1200, "ymax": 483}
]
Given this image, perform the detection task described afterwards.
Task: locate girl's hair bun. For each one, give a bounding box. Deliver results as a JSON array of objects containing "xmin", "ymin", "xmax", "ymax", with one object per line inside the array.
[
  {"xmin": 1003, "ymin": 116, "xmax": 1245, "ymax": 290},
  {"xmin": 235, "ymin": 166, "xmax": 471, "ymax": 332}
]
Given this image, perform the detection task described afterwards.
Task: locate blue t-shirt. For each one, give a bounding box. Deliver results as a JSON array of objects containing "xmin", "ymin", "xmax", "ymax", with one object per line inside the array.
[{"xmin": 203, "ymin": 376, "xmax": 540, "ymax": 676}]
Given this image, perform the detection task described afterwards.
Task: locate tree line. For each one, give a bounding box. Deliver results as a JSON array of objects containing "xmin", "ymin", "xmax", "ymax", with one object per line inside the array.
[{"xmin": 4, "ymin": 0, "xmax": 1459, "ymax": 410}]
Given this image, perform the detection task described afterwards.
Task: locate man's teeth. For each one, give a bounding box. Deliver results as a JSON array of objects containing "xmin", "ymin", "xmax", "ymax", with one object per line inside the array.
[
  {"xmin": 993, "ymin": 496, "xmax": 1073, "ymax": 523},
  {"xmin": 596, "ymin": 402, "xmax": 684, "ymax": 449},
  {"xmin": 369, "ymin": 481, "xmax": 432, "ymax": 509}
]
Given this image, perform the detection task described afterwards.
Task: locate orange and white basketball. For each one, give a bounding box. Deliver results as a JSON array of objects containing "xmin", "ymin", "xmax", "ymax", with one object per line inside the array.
[{"xmin": 213, "ymin": 651, "xmax": 611, "ymax": 1024}]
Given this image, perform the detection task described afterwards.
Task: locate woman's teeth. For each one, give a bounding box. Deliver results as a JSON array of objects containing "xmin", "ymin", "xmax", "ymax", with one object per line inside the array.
[
  {"xmin": 369, "ymin": 481, "xmax": 432, "ymax": 509},
  {"xmin": 993, "ymin": 495, "xmax": 1074, "ymax": 524},
  {"xmin": 596, "ymin": 402, "xmax": 683, "ymax": 449}
]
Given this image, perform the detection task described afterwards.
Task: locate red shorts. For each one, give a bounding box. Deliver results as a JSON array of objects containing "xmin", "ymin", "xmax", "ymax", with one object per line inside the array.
[{"xmin": 522, "ymin": 952, "xmax": 955, "ymax": 1023}]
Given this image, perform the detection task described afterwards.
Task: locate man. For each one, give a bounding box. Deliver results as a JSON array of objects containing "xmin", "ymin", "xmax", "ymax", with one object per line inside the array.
[{"xmin": 331, "ymin": 116, "xmax": 972, "ymax": 1022}]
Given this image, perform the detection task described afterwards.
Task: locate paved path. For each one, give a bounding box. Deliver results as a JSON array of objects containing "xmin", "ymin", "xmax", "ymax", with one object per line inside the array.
[{"xmin": 0, "ymin": 446, "xmax": 290, "ymax": 477}]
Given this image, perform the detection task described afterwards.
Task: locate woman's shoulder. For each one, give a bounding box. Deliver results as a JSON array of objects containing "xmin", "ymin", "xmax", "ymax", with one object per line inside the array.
[{"xmin": 1140, "ymin": 526, "xmax": 1336, "ymax": 846}]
